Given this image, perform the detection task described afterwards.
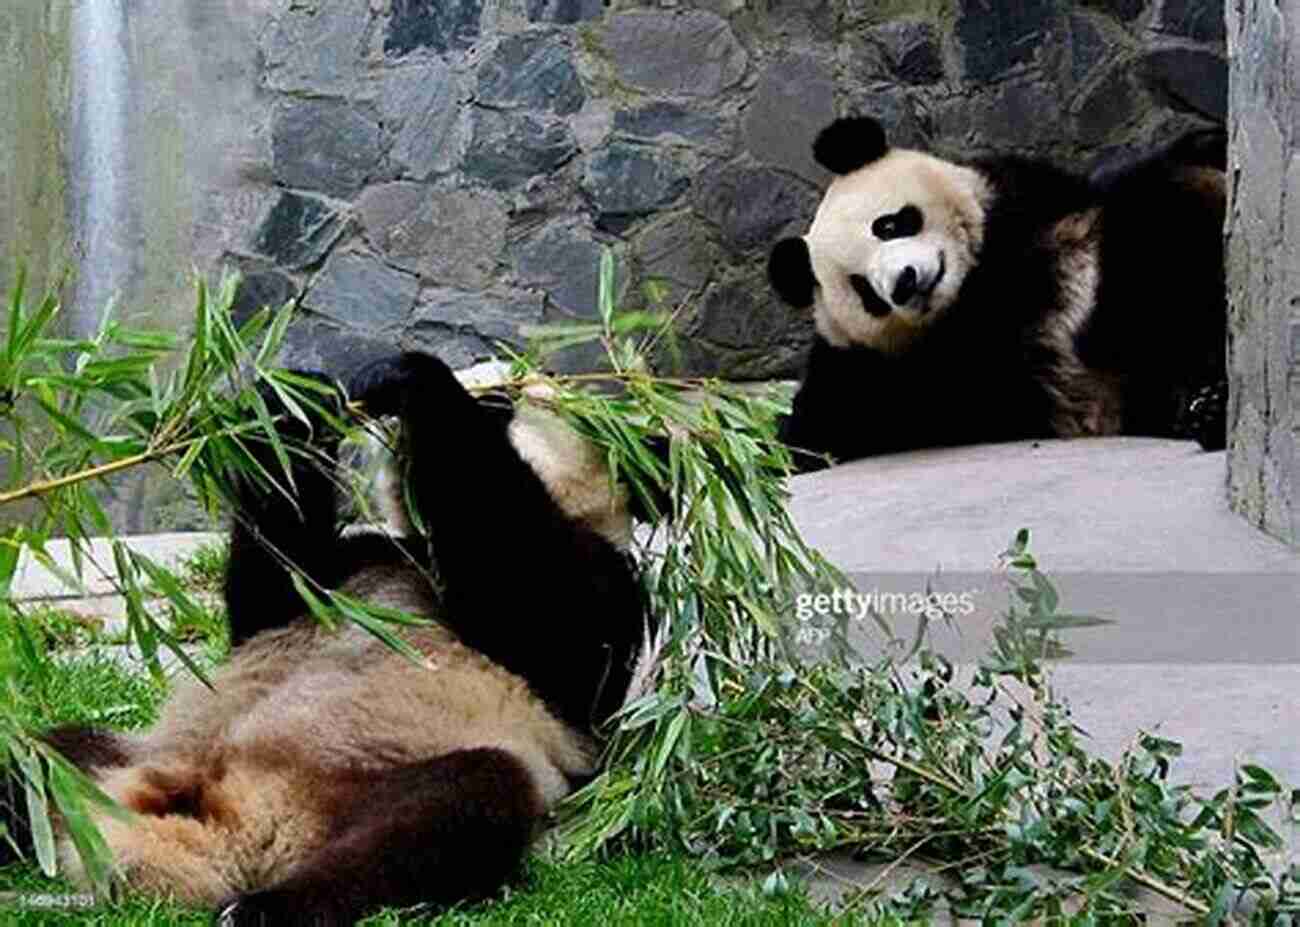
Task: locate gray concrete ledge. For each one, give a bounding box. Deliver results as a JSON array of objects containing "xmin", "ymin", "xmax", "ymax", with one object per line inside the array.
[
  {"xmin": 789, "ymin": 438, "xmax": 1300, "ymax": 789},
  {"xmin": 10, "ymin": 532, "xmax": 221, "ymax": 601}
]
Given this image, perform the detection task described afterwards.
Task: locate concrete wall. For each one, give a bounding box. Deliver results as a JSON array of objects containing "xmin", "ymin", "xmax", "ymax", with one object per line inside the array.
[
  {"xmin": 0, "ymin": 4, "xmax": 71, "ymax": 297},
  {"xmin": 0, "ymin": 0, "xmax": 276, "ymax": 532},
  {"xmin": 1225, "ymin": 0, "xmax": 1300, "ymax": 547}
]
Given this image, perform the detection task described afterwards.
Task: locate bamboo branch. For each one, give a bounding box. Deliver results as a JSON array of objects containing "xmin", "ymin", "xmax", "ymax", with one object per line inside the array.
[
  {"xmin": 0, "ymin": 449, "xmax": 165, "ymax": 506},
  {"xmin": 1078, "ymin": 846, "xmax": 1211, "ymax": 915}
]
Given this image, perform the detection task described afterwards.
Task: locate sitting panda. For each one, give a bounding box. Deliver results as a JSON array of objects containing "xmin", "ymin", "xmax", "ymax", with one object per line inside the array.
[
  {"xmin": 768, "ymin": 115, "xmax": 1228, "ymax": 471},
  {"xmin": 1, "ymin": 352, "xmax": 652, "ymax": 925}
]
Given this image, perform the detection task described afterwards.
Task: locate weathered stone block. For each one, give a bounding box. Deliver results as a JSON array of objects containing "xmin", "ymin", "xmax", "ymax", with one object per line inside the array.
[
  {"xmin": 402, "ymin": 327, "xmax": 497, "ymax": 369},
  {"xmin": 673, "ymin": 275, "xmax": 812, "ymax": 379},
  {"xmin": 527, "ymin": 0, "xmax": 604, "ymax": 24},
  {"xmin": 743, "ymin": 53, "xmax": 836, "ymax": 182},
  {"xmin": 614, "ymin": 103, "xmax": 730, "ymax": 149},
  {"xmin": 694, "ymin": 163, "xmax": 819, "ymax": 254},
  {"xmin": 1157, "ymin": 0, "xmax": 1226, "ymax": 42},
  {"xmin": 1068, "ymin": 13, "xmax": 1113, "ymax": 87},
  {"xmin": 357, "ymin": 182, "xmax": 506, "ymax": 290},
  {"xmin": 1138, "ymin": 47, "xmax": 1227, "ymax": 121},
  {"xmin": 229, "ymin": 271, "xmax": 298, "ymax": 328},
  {"xmin": 477, "ymin": 33, "xmax": 585, "ymax": 116},
  {"xmin": 933, "ymin": 81, "xmax": 1063, "ymax": 155},
  {"xmin": 464, "ymin": 110, "xmax": 578, "ymax": 191},
  {"xmin": 409, "ymin": 286, "xmax": 542, "ymax": 347},
  {"xmin": 602, "ymin": 11, "xmax": 748, "ymax": 97},
  {"xmin": 280, "ymin": 319, "xmax": 398, "ymax": 379},
  {"xmin": 272, "ymin": 100, "xmax": 380, "ymax": 198},
  {"xmin": 513, "ymin": 220, "xmax": 603, "ymax": 317},
  {"xmin": 381, "ymin": 61, "xmax": 462, "ymax": 181},
  {"xmin": 262, "ymin": 0, "xmax": 371, "ymax": 97},
  {"xmin": 634, "ymin": 213, "xmax": 716, "ymax": 308},
  {"xmin": 251, "ymin": 192, "xmax": 346, "ymax": 270},
  {"xmin": 956, "ymin": 0, "xmax": 1058, "ymax": 82},
  {"xmin": 583, "ymin": 144, "xmax": 691, "ymax": 231},
  {"xmin": 1080, "ymin": 0, "xmax": 1147, "ymax": 21},
  {"xmin": 844, "ymin": 89, "xmax": 931, "ymax": 151},
  {"xmin": 869, "ymin": 20, "xmax": 944, "ymax": 85},
  {"xmin": 696, "ymin": 279, "xmax": 786, "ymax": 348},
  {"xmin": 384, "ymin": 0, "xmax": 482, "ymax": 57},
  {"xmin": 1074, "ymin": 68, "xmax": 1138, "ymax": 143},
  {"xmin": 305, "ymin": 252, "xmax": 419, "ymax": 331}
]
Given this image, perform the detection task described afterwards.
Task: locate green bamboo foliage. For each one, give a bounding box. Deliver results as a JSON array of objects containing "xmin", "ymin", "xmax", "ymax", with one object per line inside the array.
[{"xmin": 0, "ymin": 271, "xmax": 325, "ymax": 890}]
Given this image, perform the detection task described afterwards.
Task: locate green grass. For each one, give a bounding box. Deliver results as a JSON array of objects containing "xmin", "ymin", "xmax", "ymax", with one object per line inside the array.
[
  {"xmin": 20, "ymin": 605, "xmax": 108, "ymax": 652},
  {"xmin": 0, "ymin": 631, "xmax": 862, "ymax": 926},
  {"xmin": 0, "ymin": 840, "xmax": 860, "ymax": 926},
  {"xmin": 172, "ymin": 540, "xmax": 228, "ymax": 596},
  {"xmin": 6, "ymin": 648, "xmax": 168, "ymax": 734}
]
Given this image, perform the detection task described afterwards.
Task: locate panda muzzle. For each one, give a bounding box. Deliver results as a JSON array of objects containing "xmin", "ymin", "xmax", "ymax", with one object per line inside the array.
[
  {"xmin": 891, "ymin": 255, "xmax": 945, "ymax": 313},
  {"xmin": 891, "ymin": 266, "xmax": 919, "ymax": 306}
]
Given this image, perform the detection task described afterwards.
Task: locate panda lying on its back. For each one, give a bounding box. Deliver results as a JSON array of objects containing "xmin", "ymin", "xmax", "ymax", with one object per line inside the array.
[
  {"xmin": 768, "ymin": 116, "xmax": 1228, "ymax": 471},
  {"xmin": 0, "ymin": 353, "xmax": 650, "ymax": 925}
]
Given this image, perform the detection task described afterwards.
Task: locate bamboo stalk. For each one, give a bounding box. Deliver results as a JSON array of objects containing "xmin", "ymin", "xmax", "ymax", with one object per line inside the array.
[{"xmin": 1078, "ymin": 846, "xmax": 1211, "ymax": 915}]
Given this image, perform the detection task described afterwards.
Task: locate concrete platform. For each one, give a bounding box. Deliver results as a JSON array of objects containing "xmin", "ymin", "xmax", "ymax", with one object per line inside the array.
[
  {"xmin": 10, "ymin": 532, "xmax": 219, "ymax": 601},
  {"xmin": 789, "ymin": 437, "xmax": 1300, "ymax": 790}
]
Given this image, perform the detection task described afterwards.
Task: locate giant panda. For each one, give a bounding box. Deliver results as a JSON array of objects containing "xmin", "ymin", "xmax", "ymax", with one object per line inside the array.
[
  {"xmin": 0, "ymin": 352, "xmax": 652, "ymax": 925},
  {"xmin": 767, "ymin": 115, "xmax": 1228, "ymax": 471}
]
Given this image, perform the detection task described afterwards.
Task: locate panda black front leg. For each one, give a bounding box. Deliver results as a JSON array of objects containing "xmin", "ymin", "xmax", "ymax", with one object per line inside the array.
[
  {"xmin": 223, "ymin": 372, "xmax": 349, "ymax": 648},
  {"xmin": 347, "ymin": 351, "xmax": 647, "ymax": 732}
]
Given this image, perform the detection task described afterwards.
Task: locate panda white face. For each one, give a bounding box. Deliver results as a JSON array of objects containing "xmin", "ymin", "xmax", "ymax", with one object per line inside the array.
[{"xmin": 806, "ymin": 148, "xmax": 990, "ymax": 352}]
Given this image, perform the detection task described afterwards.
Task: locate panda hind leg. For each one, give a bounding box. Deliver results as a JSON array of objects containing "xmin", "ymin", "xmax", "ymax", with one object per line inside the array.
[{"xmin": 214, "ymin": 747, "xmax": 543, "ymax": 927}]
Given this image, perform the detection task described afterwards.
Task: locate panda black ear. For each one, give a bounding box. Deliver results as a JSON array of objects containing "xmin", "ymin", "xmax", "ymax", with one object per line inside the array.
[
  {"xmin": 768, "ymin": 238, "xmax": 816, "ymax": 309},
  {"xmin": 812, "ymin": 117, "xmax": 888, "ymax": 175}
]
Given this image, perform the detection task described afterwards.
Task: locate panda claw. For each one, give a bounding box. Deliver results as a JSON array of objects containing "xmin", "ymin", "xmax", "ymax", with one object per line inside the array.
[
  {"xmin": 1178, "ymin": 380, "xmax": 1228, "ymax": 452},
  {"xmin": 212, "ymin": 898, "xmax": 244, "ymax": 927}
]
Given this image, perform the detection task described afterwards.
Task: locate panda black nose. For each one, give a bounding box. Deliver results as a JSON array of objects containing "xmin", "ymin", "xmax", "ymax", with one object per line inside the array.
[{"xmin": 891, "ymin": 266, "xmax": 918, "ymax": 305}]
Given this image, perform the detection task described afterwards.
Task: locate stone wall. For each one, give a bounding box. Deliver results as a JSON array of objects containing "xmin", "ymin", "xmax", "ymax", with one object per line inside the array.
[
  {"xmin": 224, "ymin": 0, "xmax": 1229, "ymax": 381},
  {"xmin": 1225, "ymin": 0, "xmax": 1300, "ymax": 547}
]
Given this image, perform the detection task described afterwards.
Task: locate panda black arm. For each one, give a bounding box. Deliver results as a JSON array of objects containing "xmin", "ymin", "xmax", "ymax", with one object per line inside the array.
[
  {"xmin": 348, "ymin": 353, "xmax": 646, "ymax": 732},
  {"xmin": 781, "ymin": 338, "xmax": 912, "ymax": 472},
  {"xmin": 222, "ymin": 375, "xmax": 346, "ymax": 648}
]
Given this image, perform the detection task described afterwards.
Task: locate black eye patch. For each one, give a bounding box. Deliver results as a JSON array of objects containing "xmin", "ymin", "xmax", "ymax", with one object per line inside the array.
[{"xmin": 871, "ymin": 205, "xmax": 923, "ymax": 241}]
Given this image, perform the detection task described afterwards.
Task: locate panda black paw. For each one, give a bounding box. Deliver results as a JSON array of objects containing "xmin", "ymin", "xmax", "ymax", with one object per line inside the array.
[
  {"xmin": 348, "ymin": 352, "xmax": 464, "ymax": 419},
  {"xmin": 1177, "ymin": 380, "xmax": 1228, "ymax": 452}
]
